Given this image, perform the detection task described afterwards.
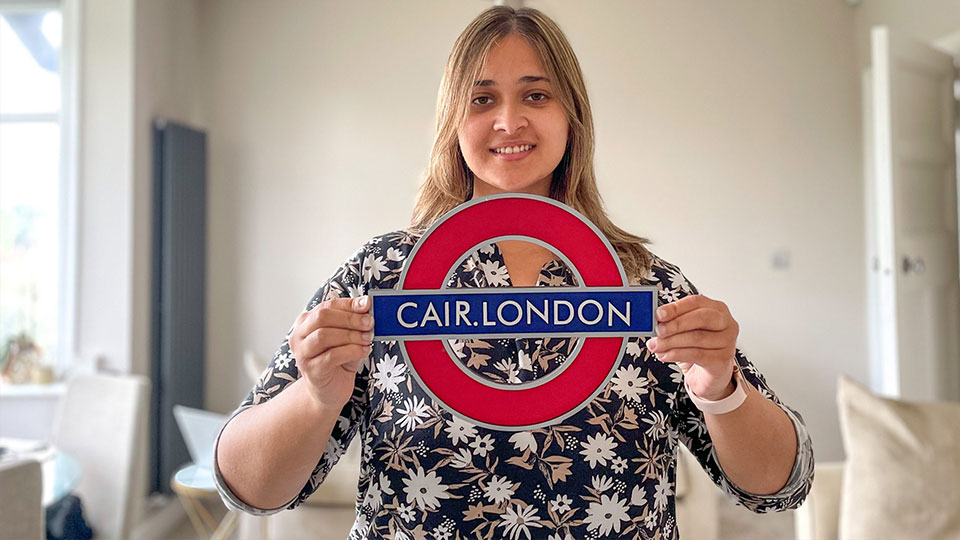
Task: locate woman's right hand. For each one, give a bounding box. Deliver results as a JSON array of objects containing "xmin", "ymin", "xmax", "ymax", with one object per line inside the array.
[{"xmin": 288, "ymin": 295, "xmax": 374, "ymax": 409}]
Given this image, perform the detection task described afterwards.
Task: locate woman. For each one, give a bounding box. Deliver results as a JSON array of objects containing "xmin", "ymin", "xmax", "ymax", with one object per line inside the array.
[{"xmin": 215, "ymin": 6, "xmax": 814, "ymax": 539}]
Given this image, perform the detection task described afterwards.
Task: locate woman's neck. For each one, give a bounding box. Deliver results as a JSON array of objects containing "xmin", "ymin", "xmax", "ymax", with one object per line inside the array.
[{"xmin": 496, "ymin": 240, "xmax": 558, "ymax": 287}]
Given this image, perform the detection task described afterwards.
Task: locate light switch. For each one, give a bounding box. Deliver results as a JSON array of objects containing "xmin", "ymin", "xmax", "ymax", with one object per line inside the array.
[{"xmin": 772, "ymin": 249, "xmax": 791, "ymax": 269}]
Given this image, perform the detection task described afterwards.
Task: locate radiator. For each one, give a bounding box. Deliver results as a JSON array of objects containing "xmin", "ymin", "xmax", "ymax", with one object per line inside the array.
[{"xmin": 150, "ymin": 119, "xmax": 207, "ymax": 494}]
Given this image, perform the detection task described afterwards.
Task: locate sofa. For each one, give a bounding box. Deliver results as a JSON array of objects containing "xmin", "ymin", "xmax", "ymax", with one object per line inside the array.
[{"xmin": 794, "ymin": 376, "xmax": 960, "ymax": 540}]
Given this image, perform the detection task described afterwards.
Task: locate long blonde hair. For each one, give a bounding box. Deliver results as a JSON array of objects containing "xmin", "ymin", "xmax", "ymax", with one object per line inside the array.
[{"xmin": 407, "ymin": 6, "xmax": 654, "ymax": 281}]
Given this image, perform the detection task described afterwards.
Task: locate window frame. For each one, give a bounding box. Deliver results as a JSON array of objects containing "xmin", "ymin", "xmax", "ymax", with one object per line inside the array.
[{"xmin": 0, "ymin": 0, "xmax": 81, "ymax": 375}]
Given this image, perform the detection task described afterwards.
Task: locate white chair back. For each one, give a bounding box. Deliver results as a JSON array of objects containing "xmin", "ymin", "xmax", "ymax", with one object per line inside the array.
[
  {"xmin": 51, "ymin": 374, "xmax": 150, "ymax": 540},
  {"xmin": 0, "ymin": 459, "xmax": 43, "ymax": 540}
]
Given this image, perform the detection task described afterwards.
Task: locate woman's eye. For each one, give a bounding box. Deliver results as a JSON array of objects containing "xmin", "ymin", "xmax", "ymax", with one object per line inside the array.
[
  {"xmin": 472, "ymin": 96, "xmax": 492, "ymax": 105},
  {"xmin": 526, "ymin": 93, "xmax": 548, "ymax": 102}
]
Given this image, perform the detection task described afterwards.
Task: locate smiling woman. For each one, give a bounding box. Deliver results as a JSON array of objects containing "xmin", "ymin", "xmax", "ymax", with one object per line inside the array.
[
  {"xmin": 213, "ymin": 6, "xmax": 815, "ymax": 539},
  {"xmin": 458, "ymin": 34, "xmax": 569, "ymax": 199},
  {"xmin": 407, "ymin": 7, "xmax": 654, "ymax": 284}
]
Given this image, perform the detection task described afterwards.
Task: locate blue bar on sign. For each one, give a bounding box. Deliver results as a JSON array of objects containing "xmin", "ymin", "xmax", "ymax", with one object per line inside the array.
[{"xmin": 368, "ymin": 287, "xmax": 657, "ymax": 340}]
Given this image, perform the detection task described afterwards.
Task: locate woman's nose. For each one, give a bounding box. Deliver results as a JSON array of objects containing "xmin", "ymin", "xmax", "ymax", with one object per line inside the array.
[{"xmin": 493, "ymin": 101, "xmax": 528, "ymax": 133}]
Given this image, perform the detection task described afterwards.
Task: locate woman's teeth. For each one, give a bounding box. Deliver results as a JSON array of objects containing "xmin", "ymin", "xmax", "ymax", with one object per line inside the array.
[{"xmin": 493, "ymin": 144, "xmax": 534, "ymax": 154}]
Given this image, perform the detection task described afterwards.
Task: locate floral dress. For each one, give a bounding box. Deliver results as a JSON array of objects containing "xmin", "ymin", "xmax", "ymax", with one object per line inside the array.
[{"xmin": 213, "ymin": 230, "xmax": 815, "ymax": 540}]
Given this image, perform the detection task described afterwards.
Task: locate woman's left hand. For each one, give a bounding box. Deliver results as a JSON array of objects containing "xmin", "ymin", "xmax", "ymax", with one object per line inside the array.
[{"xmin": 645, "ymin": 294, "xmax": 740, "ymax": 401}]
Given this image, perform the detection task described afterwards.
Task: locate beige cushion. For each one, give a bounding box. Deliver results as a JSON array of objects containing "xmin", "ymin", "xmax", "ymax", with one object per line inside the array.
[{"xmin": 836, "ymin": 375, "xmax": 960, "ymax": 540}]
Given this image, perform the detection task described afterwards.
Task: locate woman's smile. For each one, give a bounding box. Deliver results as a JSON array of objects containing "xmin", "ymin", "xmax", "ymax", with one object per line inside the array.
[{"xmin": 490, "ymin": 143, "xmax": 537, "ymax": 161}]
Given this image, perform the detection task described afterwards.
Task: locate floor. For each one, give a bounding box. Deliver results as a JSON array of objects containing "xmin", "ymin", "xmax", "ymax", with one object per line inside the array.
[{"xmin": 164, "ymin": 492, "xmax": 797, "ymax": 540}]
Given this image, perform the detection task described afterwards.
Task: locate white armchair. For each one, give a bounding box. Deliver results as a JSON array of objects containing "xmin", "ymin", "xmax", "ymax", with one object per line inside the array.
[
  {"xmin": 51, "ymin": 374, "xmax": 151, "ymax": 540},
  {"xmin": 794, "ymin": 461, "xmax": 844, "ymax": 540}
]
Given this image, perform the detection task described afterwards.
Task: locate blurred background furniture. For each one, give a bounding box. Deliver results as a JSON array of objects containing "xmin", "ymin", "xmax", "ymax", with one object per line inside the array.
[
  {"xmin": 0, "ymin": 459, "xmax": 43, "ymax": 540},
  {"xmin": 169, "ymin": 405, "xmax": 237, "ymax": 540},
  {"xmin": 171, "ymin": 464, "xmax": 239, "ymax": 540},
  {"xmin": 794, "ymin": 461, "xmax": 844, "ymax": 540},
  {"xmin": 676, "ymin": 443, "xmax": 720, "ymax": 540},
  {"xmin": 795, "ymin": 376, "xmax": 960, "ymax": 540},
  {"xmin": 51, "ymin": 373, "xmax": 150, "ymax": 539},
  {"xmin": 0, "ymin": 437, "xmax": 81, "ymax": 507}
]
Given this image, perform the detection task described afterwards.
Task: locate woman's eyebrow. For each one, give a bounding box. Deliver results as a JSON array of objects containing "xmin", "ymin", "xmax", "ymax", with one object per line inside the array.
[{"xmin": 474, "ymin": 75, "xmax": 551, "ymax": 87}]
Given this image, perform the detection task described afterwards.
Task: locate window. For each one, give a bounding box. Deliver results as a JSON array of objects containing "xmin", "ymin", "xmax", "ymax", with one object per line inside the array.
[{"xmin": 0, "ymin": 0, "xmax": 77, "ymax": 381}]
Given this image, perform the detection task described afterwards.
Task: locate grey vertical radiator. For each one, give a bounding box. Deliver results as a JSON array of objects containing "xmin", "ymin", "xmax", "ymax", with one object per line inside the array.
[{"xmin": 150, "ymin": 119, "xmax": 207, "ymax": 494}]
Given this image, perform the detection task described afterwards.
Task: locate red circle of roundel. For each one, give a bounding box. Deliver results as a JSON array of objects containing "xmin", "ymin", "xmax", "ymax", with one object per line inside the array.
[{"xmin": 400, "ymin": 195, "xmax": 626, "ymax": 428}]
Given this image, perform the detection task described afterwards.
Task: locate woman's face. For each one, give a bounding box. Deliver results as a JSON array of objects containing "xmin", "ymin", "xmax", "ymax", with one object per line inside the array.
[{"xmin": 459, "ymin": 33, "xmax": 569, "ymax": 199}]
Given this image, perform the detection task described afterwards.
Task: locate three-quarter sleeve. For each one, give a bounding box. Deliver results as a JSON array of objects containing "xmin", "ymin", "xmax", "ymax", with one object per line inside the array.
[
  {"xmin": 657, "ymin": 258, "xmax": 815, "ymax": 512},
  {"xmin": 212, "ymin": 242, "xmax": 371, "ymax": 515}
]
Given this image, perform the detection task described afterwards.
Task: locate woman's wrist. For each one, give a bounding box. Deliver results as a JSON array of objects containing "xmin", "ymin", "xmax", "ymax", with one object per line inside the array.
[
  {"xmin": 699, "ymin": 378, "xmax": 737, "ymax": 401},
  {"xmin": 685, "ymin": 365, "xmax": 747, "ymax": 415},
  {"xmin": 294, "ymin": 377, "xmax": 347, "ymax": 420}
]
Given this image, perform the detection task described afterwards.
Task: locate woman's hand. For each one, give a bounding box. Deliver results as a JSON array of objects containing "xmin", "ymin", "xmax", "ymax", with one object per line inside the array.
[
  {"xmin": 288, "ymin": 296, "xmax": 375, "ymax": 409},
  {"xmin": 644, "ymin": 294, "xmax": 740, "ymax": 401}
]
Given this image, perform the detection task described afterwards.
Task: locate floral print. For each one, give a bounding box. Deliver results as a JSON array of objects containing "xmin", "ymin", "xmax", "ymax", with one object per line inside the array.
[{"xmin": 214, "ymin": 230, "xmax": 815, "ymax": 539}]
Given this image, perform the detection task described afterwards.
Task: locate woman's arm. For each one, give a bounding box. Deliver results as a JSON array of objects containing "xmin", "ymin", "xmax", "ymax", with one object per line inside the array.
[
  {"xmin": 216, "ymin": 377, "xmax": 342, "ymax": 510},
  {"xmin": 649, "ymin": 293, "xmax": 811, "ymax": 500},
  {"xmin": 216, "ymin": 295, "xmax": 374, "ymax": 511},
  {"xmin": 701, "ymin": 376, "xmax": 798, "ymax": 495}
]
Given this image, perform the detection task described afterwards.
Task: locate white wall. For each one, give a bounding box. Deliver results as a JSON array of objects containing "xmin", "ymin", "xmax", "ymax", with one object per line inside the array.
[
  {"xmin": 198, "ymin": 0, "xmax": 482, "ymax": 410},
  {"xmin": 532, "ymin": 0, "xmax": 864, "ymax": 462},
  {"xmin": 132, "ymin": 0, "xmax": 205, "ymax": 379},
  {"xmin": 198, "ymin": 0, "xmax": 865, "ymax": 462},
  {"xmin": 75, "ymin": 0, "xmax": 135, "ymax": 374},
  {"xmin": 75, "ymin": 0, "xmax": 204, "ymax": 377}
]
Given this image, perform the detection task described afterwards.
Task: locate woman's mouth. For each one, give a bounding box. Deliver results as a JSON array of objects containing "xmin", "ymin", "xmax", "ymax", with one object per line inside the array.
[{"xmin": 490, "ymin": 144, "xmax": 536, "ymax": 161}]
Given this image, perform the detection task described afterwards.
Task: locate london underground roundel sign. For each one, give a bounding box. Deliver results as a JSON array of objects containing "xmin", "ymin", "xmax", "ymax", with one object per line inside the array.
[{"xmin": 368, "ymin": 194, "xmax": 658, "ymax": 431}]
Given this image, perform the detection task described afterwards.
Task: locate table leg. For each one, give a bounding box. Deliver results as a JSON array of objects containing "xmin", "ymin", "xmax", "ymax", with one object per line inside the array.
[
  {"xmin": 177, "ymin": 494, "xmax": 212, "ymax": 539},
  {"xmin": 193, "ymin": 496, "xmax": 220, "ymax": 532},
  {"xmin": 210, "ymin": 510, "xmax": 238, "ymax": 540}
]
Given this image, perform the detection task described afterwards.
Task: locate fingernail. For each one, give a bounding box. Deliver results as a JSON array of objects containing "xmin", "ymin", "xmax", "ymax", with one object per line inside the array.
[
  {"xmin": 361, "ymin": 331, "xmax": 373, "ymax": 342},
  {"xmin": 362, "ymin": 314, "xmax": 374, "ymax": 327},
  {"xmin": 656, "ymin": 308, "xmax": 666, "ymax": 321},
  {"xmin": 357, "ymin": 296, "xmax": 369, "ymax": 308},
  {"xmin": 646, "ymin": 338, "xmax": 657, "ymax": 352},
  {"xmin": 656, "ymin": 323, "xmax": 666, "ymax": 335}
]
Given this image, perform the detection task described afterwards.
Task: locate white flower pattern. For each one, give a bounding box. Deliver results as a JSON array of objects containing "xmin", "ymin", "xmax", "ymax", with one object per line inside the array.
[
  {"xmin": 372, "ymin": 353, "xmax": 406, "ymax": 394},
  {"xmin": 401, "ymin": 466, "xmax": 450, "ymax": 510},
  {"xmin": 215, "ymin": 230, "xmax": 816, "ymax": 540}
]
